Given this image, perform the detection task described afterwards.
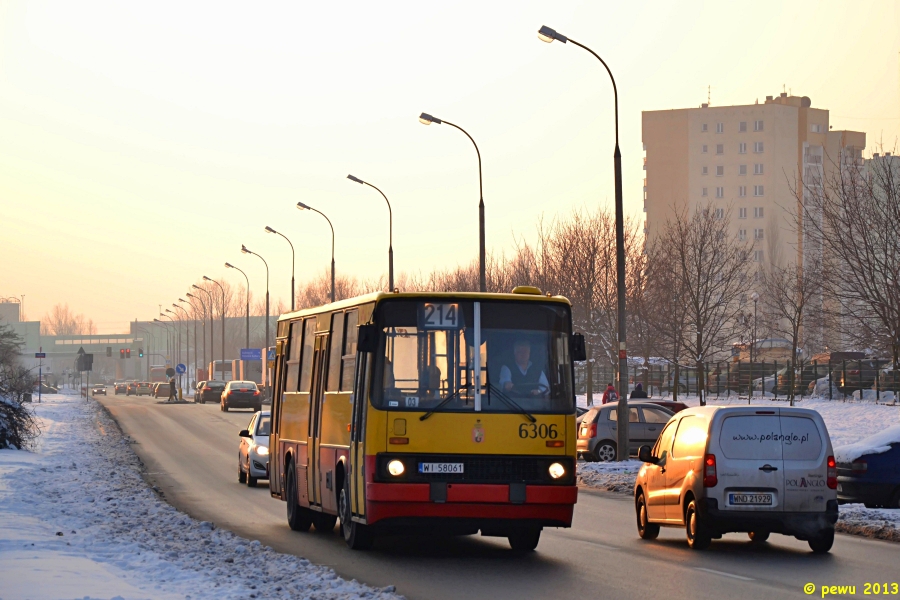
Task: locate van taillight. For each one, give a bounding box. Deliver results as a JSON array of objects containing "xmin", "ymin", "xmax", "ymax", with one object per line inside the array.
[
  {"xmin": 827, "ymin": 456, "xmax": 837, "ymax": 489},
  {"xmin": 703, "ymin": 454, "xmax": 717, "ymax": 487},
  {"xmin": 850, "ymin": 459, "xmax": 868, "ymax": 474}
]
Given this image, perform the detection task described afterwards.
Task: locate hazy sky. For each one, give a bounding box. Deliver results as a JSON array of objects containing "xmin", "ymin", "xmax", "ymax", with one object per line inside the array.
[{"xmin": 2, "ymin": 1, "xmax": 899, "ymax": 332}]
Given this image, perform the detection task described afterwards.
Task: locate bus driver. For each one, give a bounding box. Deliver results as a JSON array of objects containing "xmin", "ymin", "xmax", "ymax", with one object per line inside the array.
[{"xmin": 499, "ymin": 339, "xmax": 549, "ymax": 398}]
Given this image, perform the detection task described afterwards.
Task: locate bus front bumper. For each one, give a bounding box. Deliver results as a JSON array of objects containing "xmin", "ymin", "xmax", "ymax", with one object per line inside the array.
[{"xmin": 364, "ymin": 483, "xmax": 577, "ymax": 528}]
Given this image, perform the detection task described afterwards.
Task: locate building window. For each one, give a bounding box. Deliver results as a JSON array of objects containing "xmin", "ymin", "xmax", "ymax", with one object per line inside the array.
[
  {"xmin": 740, "ymin": 121, "xmax": 747, "ymax": 132},
  {"xmin": 702, "ymin": 144, "xmax": 708, "ymax": 153},
  {"xmin": 754, "ymin": 120, "xmax": 764, "ymax": 132},
  {"xmin": 716, "ymin": 144, "xmax": 724, "ymax": 155},
  {"xmin": 701, "ymin": 187, "xmax": 708, "ymax": 197},
  {"xmin": 754, "ymin": 141, "xmax": 764, "ymax": 153},
  {"xmin": 739, "ymin": 228, "xmax": 747, "ymax": 240},
  {"xmin": 811, "ymin": 123, "xmax": 822, "ymax": 133},
  {"xmin": 714, "ymin": 208, "xmax": 724, "ymax": 219},
  {"xmin": 716, "ymin": 122, "xmax": 724, "ymax": 134},
  {"xmin": 739, "ymin": 185, "xmax": 747, "ymax": 197},
  {"xmin": 754, "ymin": 207, "xmax": 764, "ymax": 218},
  {"xmin": 701, "ymin": 123, "xmax": 708, "ymax": 132},
  {"xmin": 716, "ymin": 187, "xmax": 724, "ymax": 198},
  {"xmin": 716, "ymin": 165, "xmax": 724, "ymax": 176},
  {"xmin": 754, "ymin": 163, "xmax": 764, "ymax": 175},
  {"xmin": 738, "ymin": 208, "xmax": 747, "ymax": 219},
  {"xmin": 754, "ymin": 228, "xmax": 764, "ymax": 240},
  {"xmin": 739, "ymin": 142, "xmax": 747, "ymax": 154},
  {"xmin": 754, "ymin": 249, "xmax": 764, "ymax": 262},
  {"xmin": 701, "ymin": 166, "xmax": 708, "ymax": 175},
  {"xmin": 754, "ymin": 185, "xmax": 764, "ymax": 196},
  {"xmin": 739, "ymin": 164, "xmax": 748, "ymax": 175}
]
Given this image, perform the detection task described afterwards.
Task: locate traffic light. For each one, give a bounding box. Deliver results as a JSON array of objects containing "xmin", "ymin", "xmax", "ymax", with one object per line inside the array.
[
  {"xmin": 120, "ymin": 349, "xmax": 125, "ymax": 359},
  {"xmin": 106, "ymin": 347, "xmax": 112, "ymax": 357},
  {"xmin": 138, "ymin": 348, "xmax": 143, "ymax": 358},
  {"xmin": 125, "ymin": 348, "xmax": 131, "ymax": 359}
]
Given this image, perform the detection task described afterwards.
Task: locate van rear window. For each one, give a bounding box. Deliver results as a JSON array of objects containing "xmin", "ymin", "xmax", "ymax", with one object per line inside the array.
[
  {"xmin": 780, "ymin": 416, "xmax": 823, "ymax": 461},
  {"xmin": 719, "ymin": 415, "xmax": 783, "ymax": 460}
]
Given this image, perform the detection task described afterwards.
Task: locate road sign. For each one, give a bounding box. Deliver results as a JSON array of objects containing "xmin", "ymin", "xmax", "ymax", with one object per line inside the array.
[
  {"xmin": 175, "ymin": 363, "xmax": 186, "ymax": 374},
  {"xmin": 267, "ymin": 348, "xmax": 276, "ymax": 361},
  {"xmin": 240, "ymin": 348, "xmax": 262, "ymax": 361},
  {"xmin": 35, "ymin": 352, "xmax": 46, "ymax": 359},
  {"xmin": 165, "ymin": 367, "xmax": 175, "ymax": 377}
]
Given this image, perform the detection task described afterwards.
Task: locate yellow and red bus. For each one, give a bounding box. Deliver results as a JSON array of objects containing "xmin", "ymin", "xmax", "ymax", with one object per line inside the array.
[{"xmin": 268, "ymin": 288, "xmax": 584, "ymax": 551}]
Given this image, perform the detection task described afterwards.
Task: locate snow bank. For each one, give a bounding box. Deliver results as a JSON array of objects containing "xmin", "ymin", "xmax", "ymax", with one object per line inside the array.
[
  {"xmin": 577, "ymin": 460, "xmax": 642, "ymax": 493},
  {"xmin": 834, "ymin": 424, "xmax": 900, "ymax": 463},
  {"xmin": 0, "ymin": 394, "xmax": 402, "ymax": 600},
  {"xmin": 836, "ymin": 504, "xmax": 900, "ymax": 542}
]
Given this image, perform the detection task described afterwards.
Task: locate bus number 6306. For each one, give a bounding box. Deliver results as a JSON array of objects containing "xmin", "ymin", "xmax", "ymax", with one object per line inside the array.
[{"xmin": 519, "ymin": 423, "xmax": 559, "ymax": 439}]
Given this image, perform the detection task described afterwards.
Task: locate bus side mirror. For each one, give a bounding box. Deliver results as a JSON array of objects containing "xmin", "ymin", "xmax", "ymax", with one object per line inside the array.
[
  {"xmin": 358, "ymin": 324, "xmax": 379, "ymax": 353},
  {"xmin": 572, "ymin": 333, "xmax": 587, "ymax": 362}
]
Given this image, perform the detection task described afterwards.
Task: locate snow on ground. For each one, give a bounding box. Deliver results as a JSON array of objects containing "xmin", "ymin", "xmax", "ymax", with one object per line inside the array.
[
  {"xmin": 575, "ymin": 392, "xmax": 900, "ymax": 542},
  {"xmin": 0, "ymin": 393, "xmax": 402, "ymax": 600}
]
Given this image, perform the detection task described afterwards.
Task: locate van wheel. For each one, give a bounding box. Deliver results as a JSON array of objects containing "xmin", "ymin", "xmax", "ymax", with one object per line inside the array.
[
  {"xmin": 508, "ymin": 528, "xmax": 541, "ymax": 552},
  {"xmin": 748, "ymin": 531, "xmax": 769, "ymax": 542},
  {"xmin": 285, "ymin": 462, "xmax": 312, "ymax": 532},
  {"xmin": 312, "ymin": 512, "xmax": 338, "ymax": 533},
  {"xmin": 340, "ymin": 480, "xmax": 373, "ymax": 550},
  {"xmin": 593, "ymin": 441, "xmax": 617, "ymax": 462},
  {"xmin": 636, "ymin": 492, "xmax": 660, "ymax": 540},
  {"xmin": 808, "ymin": 528, "xmax": 834, "ymax": 554},
  {"xmin": 685, "ymin": 500, "xmax": 711, "ymax": 550}
]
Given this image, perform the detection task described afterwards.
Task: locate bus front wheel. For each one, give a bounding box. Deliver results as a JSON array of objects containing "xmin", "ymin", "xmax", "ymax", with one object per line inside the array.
[
  {"xmin": 285, "ymin": 462, "xmax": 312, "ymax": 532},
  {"xmin": 508, "ymin": 528, "xmax": 541, "ymax": 552},
  {"xmin": 340, "ymin": 480, "xmax": 373, "ymax": 550}
]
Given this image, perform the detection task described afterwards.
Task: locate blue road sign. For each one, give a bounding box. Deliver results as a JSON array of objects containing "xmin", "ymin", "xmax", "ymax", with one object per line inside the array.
[
  {"xmin": 35, "ymin": 352, "xmax": 46, "ymax": 359},
  {"xmin": 240, "ymin": 348, "xmax": 262, "ymax": 361},
  {"xmin": 175, "ymin": 363, "xmax": 187, "ymax": 374},
  {"xmin": 267, "ymin": 348, "xmax": 276, "ymax": 361}
]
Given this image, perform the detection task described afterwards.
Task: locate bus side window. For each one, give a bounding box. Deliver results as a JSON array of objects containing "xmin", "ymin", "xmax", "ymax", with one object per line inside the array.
[
  {"xmin": 341, "ymin": 310, "xmax": 359, "ymax": 391},
  {"xmin": 298, "ymin": 318, "xmax": 316, "ymax": 393},
  {"xmin": 284, "ymin": 321, "xmax": 303, "ymax": 392},
  {"xmin": 327, "ymin": 312, "xmax": 345, "ymax": 391}
]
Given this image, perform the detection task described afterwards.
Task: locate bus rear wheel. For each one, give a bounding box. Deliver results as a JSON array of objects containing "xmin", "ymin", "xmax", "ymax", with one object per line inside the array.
[
  {"xmin": 508, "ymin": 528, "xmax": 541, "ymax": 552},
  {"xmin": 285, "ymin": 462, "xmax": 312, "ymax": 532}
]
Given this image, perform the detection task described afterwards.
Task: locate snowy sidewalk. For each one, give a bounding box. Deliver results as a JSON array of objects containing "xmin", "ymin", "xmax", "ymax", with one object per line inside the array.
[{"xmin": 0, "ymin": 394, "xmax": 401, "ymax": 600}]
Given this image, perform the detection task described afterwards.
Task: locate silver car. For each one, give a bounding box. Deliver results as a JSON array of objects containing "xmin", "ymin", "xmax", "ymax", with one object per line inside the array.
[
  {"xmin": 576, "ymin": 402, "xmax": 674, "ymax": 462},
  {"xmin": 238, "ymin": 411, "xmax": 270, "ymax": 487}
]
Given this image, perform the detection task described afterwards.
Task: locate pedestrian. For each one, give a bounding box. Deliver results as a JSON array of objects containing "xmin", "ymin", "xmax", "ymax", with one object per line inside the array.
[
  {"xmin": 630, "ymin": 382, "xmax": 648, "ymax": 399},
  {"xmin": 601, "ymin": 382, "xmax": 618, "ymax": 404},
  {"xmin": 168, "ymin": 376, "xmax": 176, "ymax": 402}
]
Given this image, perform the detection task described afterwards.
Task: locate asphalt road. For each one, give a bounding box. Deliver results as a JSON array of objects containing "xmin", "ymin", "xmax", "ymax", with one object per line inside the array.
[{"xmin": 97, "ymin": 391, "xmax": 899, "ymax": 600}]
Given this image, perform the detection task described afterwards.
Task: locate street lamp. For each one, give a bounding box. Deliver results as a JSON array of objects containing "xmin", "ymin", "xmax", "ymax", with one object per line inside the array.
[
  {"xmin": 538, "ymin": 25, "xmax": 629, "ymax": 460},
  {"xmin": 347, "ymin": 175, "xmax": 394, "ymax": 291},
  {"xmin": 225, "ymin": 262, "xmax": 250, "ymax": 350},
  {"xmin": 154, "ymin": 316, "xmax": 173, "ymax": 364},
  {"xmin": 190, "ymin": 285, "xmax": 213, "ymax": 379},
  {"xmin": 178, "ymin": 298, "xmax": 196, "ymax": 388},
  {"xmin": 264, "ymin": 226, "xmax": 297, "ymax": 311},
  {"xmin": 241, "ymin": 245, "xmax": 270, "ymax": 358},
  {"xmin": 172, "ymin": 303, "xmax": 191, "ymax": 387},
  {"xmin": 296, "ymin": 202, "xmax": 335, "ymax": 303},
  {"xmin": 203, "ymin": 276, "xmax": 226, "ymax": 378},
  {"xmin": 162, "ymin": 311, "xmax": 179, "ymax": 368},
  {"xmin": 418, "ymin": 112, "xmax": 485, "ymax": 292}
]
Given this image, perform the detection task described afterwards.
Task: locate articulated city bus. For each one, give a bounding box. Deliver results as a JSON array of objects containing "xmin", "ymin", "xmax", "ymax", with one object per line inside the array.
[{"xmin": 269, "ymin": 288, "xmax": 584, "ymax": 551}]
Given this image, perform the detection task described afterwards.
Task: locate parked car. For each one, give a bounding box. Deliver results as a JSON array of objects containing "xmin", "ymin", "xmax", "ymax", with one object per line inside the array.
[
  {"xmin": 575, "ymin": 406, "xmax": 589, "ymax": 426},
  {"xmin": 836, "ymin": 424, "xmax": 900, "ymax": 508},
  {"xmin": 238, "ymin": 410, "xmax": 270, "ymax": 487},
  {"xmin": 634, "ymin": 405, "xmax": 838, "ymax": 553},
  {"xmin": 135, "ymin": 382, "xmax": 153, "ymax": 396},
  {"xmin": 835, "ymin": 359, "xmax": 881, "ymax": 394},
  {"xmin": 221, "ymin": 380, "xmax": 262, "ymax": 412},
  {"xmin": 876, "ymin": 368, "xmax": 900, "ymax": 394},
  {"xmin": 91, "ymin": 384, "xmax": 106, "ymax": 396},
  {"xmin": 195, "ymin": 380, "xmax": 226, "ymax": 404},
  {"xmin": 114, "ymin": 381, "xmax": 127, "ymax": 394},
  {"xmin": 577, "ymin": 402, "xmax": 674, "ymax": 462},
  {"xmin": 635, "ymin": 399, "xmax": 688, "ymax": 414}
]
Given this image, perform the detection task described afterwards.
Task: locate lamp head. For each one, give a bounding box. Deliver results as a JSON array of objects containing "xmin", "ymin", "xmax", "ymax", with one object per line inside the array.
[
  {"xmin": 192, "ymin": 284, "xmax": 200, "ymax": 290},
  {"xmin": 186, "ymin": 293, "xmax": 195, "ymax": 299},
  {"xmin": 264, "ymin": 226, "xmax": 276, "ymax": 234},
  {"xmin": 538, "ymin": 25, "xmax": 567, "ymax": 44},
  {"xmin": 178, "ymin": 298, "xmax": 187, "ymax": 303},
  {"xmin": 419, "ymin": 112, "xmax": 441, "ymax": 125},
  {"xmin": 751, "ymin": 292, "xmax": 760, "ymax": 302},
  {"xmin": 153, "ymin": 318, "xmax": 159, "ymax": 323},
  {"xmin": 296, "ymin": 202, "xmax": 311, "ymax": 211},
  {"xmin": 172, "ymin": 303, "xmax": 178, "ymax": 308},
  {"xmin": 241, "ymin": 245, "xmax": 251, "ymax": 255},
  {"xmin": 347, "ymin": 174, "xmax": 364, "ymax": 184},
  {"xmin": 165, "ymin": 309, "xmax": 173, "ymax": 314},
  {"xmin": 225, "ymin": 262, "xmax": 234, "ymax": 269},
  {"xmin": 202, "ymin": 276, "xmax": 212, "ymax": 282}
]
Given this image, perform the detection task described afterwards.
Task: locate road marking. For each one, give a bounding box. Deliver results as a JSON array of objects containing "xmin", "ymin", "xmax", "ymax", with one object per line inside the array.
[{"xmin": 695, "ymin": 567, "xmax": 754, "ymax": 581}]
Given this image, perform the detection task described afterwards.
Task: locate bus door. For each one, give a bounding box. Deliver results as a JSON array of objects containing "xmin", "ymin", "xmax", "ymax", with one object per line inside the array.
[
  {"xmin": 350, "ymin": 346, "xmax": 371, "ymax": 519},
  {"xmin": 269, "ymin": 338, "xmax": 286, "ymax": 498},
  {"xmin": 307, "ymin": 334, "xmax": 329, "ymax": 509}
]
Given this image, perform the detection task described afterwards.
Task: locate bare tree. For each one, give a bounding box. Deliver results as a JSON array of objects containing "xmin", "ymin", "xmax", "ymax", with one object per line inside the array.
[
  {"xmin": 41, "ymin": 303, "xmax": 95, "ymax": 335},
  {"xmin": 645, "ymin": 238, "xmax": 688, "ymax": 400}
]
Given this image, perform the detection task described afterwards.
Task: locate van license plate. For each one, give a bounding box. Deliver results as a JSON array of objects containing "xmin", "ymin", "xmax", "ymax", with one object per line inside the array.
[
  {"xmin": 419, "ymin": 463, "xmax": 464, "ymax": 474},
  {"xmin": 729, "ymin": 493, "xmax": 772, "ymax": 505}
]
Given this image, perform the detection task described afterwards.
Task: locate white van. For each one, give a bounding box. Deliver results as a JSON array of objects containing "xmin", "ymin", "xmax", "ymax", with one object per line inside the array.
[{"xmin": 633, "ymin": 406, "xmax": 838, "ymax": 553}]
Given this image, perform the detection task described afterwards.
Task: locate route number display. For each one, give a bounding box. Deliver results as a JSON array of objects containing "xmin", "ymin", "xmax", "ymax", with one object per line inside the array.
[{"xmin": 420, "ymin": 303, "xmax": 460, "ymax": 329}]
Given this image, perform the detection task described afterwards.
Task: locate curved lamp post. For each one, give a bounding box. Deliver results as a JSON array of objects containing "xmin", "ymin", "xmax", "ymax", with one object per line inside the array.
[
  {"xmin": 347, "ymin": 175, "xmax": 393, "ymax": 291},
  {"xmin": 296, "ymin": 202, "xmax": 335, "ymax": 303},
  {"xmin": 171, "ymin": 303, "xmax": 191, "ymax": 385},
  {"xmin": 419, "ymin": 113, "xmax": 485, "ymax": 292},
  {"xmin": 264, "ymin": 226, "xmax": 296, "ymax": 311},
  {"xmin": 203, "ymin": 276, "xmax": 226, "ymax": 377},
  {"xmin": 225, "ymin": 262, "xmax": 250, "ymax": 350},
  {"xmin": 178, "ymin": 298, "xmax": 197, "ymax": 388},
  {"xmin": 163, "ymin": 310, "xmax": 180, "ymax": 368},
  {"xmin": 151, "ymin": 318, "xmax": 171, "ymax": 363},
  {"xmin": 190, "ymin": 286, "xmax": 213, "ymax": 379},
  {"xmin": 241, "ymin": 245, "xmax": 270, "ymax": 358},
  {"xmin": 538, "ymin": 25, "xmax": 629, "ymax": 459}
]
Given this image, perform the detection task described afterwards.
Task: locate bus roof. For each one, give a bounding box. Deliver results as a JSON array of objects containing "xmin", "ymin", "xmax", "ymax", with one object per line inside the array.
[{"xmin": 276, "ymin": 290, "xmax": 572, "ymax": 324}]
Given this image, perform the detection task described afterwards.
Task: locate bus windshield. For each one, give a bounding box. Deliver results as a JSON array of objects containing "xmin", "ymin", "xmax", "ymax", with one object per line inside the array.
[{"xmin": 372, "ymin": 300, "xmax": 574, "ymax": 414}]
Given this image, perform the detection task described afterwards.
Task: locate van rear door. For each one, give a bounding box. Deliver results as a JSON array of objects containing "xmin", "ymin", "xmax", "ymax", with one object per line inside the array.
[
  {"xmin": 714, "ymin": 410, "xmax": 784, "ymax": 512},
  {"xmin": 779, "ymin": 410, "xmax": 829, "ymax": 513}
]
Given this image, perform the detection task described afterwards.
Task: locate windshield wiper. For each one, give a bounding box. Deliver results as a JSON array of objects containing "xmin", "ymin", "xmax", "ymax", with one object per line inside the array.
[
  {"xmin": 488, "ymin": 383, "xmax": 537, "ymax": 423},
  {"xmin": 419, "ymin": 389, "xmax": 464, "ymax": 421}
]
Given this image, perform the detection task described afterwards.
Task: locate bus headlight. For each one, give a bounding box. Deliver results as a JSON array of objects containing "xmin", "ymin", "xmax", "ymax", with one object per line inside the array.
[
  {"xmin": 387, "ymin": 460, "xmax": 405, "ymax": 476},
  {"xmin": 548, "ymin": 462, "xmax": 566, "ymax": 479},
  {"xmin": 255, "ymin": 445, "xmax": 269, "ymax": 456}
]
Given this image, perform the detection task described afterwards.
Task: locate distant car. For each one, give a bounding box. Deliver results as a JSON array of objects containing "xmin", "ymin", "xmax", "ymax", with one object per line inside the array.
[
  {"xmin": 126, "ymin": 381, "xmax": 138, "ymax": 396},
  {"xmin": 835, "ymin": 360, "xmax": 881, "ymax": 395},
  {"xmin": 577, "ymin": 402, "xmax": 674, "ymax": 462},
  {"xmin": 238, "ymin": 410, "xmax": 270, "ymax": 487},
  {"xmin": 91, "ymin": 384, "xmax": 106, "ymax": 396},
  {"xmin": 195, "ymin": 380, "xmax": 226, "ymax": 404},
  {"xmin": 836, "ymin": 424, "xmax": 900, "ymax": 509},
  {"xmin": 114, "ymin": 382, "xmax": 127, "ymax": 394},
  {"xmin": 153, "ymin": 382, "xmax": 171, "ymax": 399},
  {"xmin": 221, "ymin": 380, "xmax": 262, "ymax": 412},
  {"xmin": 135, "ymin": 382, "xmax": 153, "ymax": 396}
]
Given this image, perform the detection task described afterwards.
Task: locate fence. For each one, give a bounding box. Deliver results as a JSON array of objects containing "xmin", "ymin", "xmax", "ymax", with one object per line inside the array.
[{"xmin": 575, "ymin": 358, "xmax": 898, "ymax": 400}]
